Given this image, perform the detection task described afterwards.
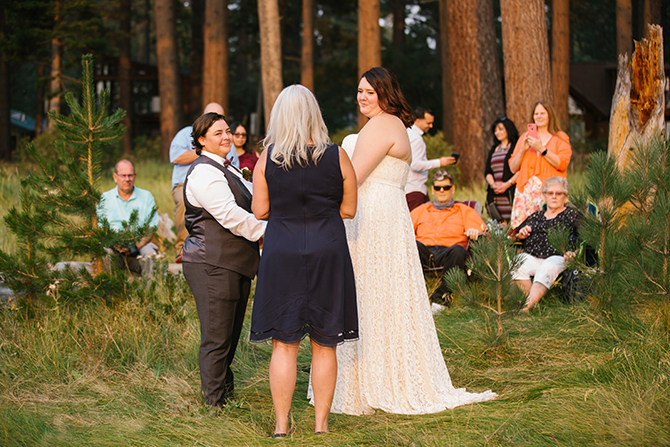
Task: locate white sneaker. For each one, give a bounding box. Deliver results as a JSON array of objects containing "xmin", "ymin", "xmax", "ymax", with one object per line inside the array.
[{"xmin": 431, "ymin": 302, "xmax": 446, "ymax": 315}]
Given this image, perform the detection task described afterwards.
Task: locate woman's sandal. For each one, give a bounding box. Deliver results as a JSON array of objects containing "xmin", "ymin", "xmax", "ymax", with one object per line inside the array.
[{"xmin": 268, "ymin": 433, "xmax": 287, "ymax": 438}]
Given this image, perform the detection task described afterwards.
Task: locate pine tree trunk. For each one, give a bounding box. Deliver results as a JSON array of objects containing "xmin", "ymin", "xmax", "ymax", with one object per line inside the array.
[
  {"xmin": 392, "ymin": 0, "xmax": 405, "ymax": 52},
  {"xmin": 478, "ymin": 0, "xmax": 505, "ymax": 148},
  {"xmin": 551, "ymin": 0, "xmax": 570, "ymax": 129},
  {"xmin": 258, "ymin": 0, "xmax": 283, "ymax": 129},
  {"xmin": 616, "ymin": 0, "xmax": 633, "ymax": 57},
  {"xmin": 119, "ymin": 0, "xmax": 133, "ymax": 155},
  {"xmin": 357, "ymin": 0, "xmax": 381, "ymax": 130},
  {"xmin": 137, "ymin": 0, "xmax": 151, "ymax": 64},
  {"xmin": 608, "ymin": 25, "xmax": 665, "ymax": 168},
  {"xmin": 500, "ymin": 0, "xmax": 553, "ymax": 129},
  {"xmin": 438, "ymin": 0, "xmax": 453, "ymax": 144},
  {"xmin": 641, "ymin": 0, "xmax": 662, "ymax": 37},
  {"xmin": 47, "ymin": 0, "xmax": 63, "ymax": 132},
  {"xmin": 190, "ymin": 0, "xmax": 204, "ymax": 120},
  {"xmin": 446, "ymin": 0, "xmax": 485, "ymax": 186},
  {"xmin": 154, "ymin": 0, "xmax": 183, "ymax": 159},
  {"xmin": 237, "ymin": 0, "xmax": 250, "ymax": 82},
  {"xmin": 300, "ymin": 0, "xmax": 314, "ymax": 92},
  {"xmin": 203, "ymin": 0, "xmax": 229, "ymax": 113}
]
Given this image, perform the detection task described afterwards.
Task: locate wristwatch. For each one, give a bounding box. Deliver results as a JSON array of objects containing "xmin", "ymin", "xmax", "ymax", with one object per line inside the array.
[{"xmin": 541, "ymin": 147, "xmax": 548, "ymax": 156}]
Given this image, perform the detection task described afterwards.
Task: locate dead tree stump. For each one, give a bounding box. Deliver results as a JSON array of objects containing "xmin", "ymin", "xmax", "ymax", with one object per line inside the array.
[{"xmin": 608, "ymin": 24, "xmax": 665, "ymax": 168}]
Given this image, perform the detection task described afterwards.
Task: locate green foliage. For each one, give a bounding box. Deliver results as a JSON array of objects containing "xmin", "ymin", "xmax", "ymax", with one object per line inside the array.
[
  {"xmin": 572, "ymin": 136, "xmax": 670, "ymax": 316},
  {"xmin": 0, "ymin": 55, "xmax": 154, "ymax": 304},
  {"xmin": 424, "ymin": 131, "xmax": 461, "ymax": 186},
  {"xmin": 132, "ymin": 134, "xmax": 163, "ymax": 161},
  {"xmin": 445, "ymin": 222, "xmax": 525, "ymax": 340}
]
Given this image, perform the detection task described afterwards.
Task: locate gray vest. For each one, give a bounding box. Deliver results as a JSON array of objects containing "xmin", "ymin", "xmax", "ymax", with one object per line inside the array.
[{"xmin": 182, "ymin": 155, "xmax": 260, "ymax": 279}]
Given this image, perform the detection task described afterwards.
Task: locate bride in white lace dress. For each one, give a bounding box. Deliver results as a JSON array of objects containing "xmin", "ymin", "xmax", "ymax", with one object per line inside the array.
[{"xmin": 325, "ymin": 67, "xmax": 497, "ymax": 415}]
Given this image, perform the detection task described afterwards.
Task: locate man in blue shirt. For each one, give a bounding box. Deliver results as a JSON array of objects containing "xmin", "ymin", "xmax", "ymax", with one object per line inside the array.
[
  {"xmin": 170, "ymin": 103, "xmax": 239, "ymax": 262},
  {"xmin": 98, "ymin": 159, "xmax": 159, "ymax": 274}
]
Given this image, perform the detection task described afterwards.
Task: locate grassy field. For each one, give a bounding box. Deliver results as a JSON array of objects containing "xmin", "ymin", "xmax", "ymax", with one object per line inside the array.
[
  {"xmin": 2, "ymin": 278, "xmax": 669, "ymax": 446},
  {"xmin": 1, "ymin": 160, "xmax": 669, "ymax": 446}
]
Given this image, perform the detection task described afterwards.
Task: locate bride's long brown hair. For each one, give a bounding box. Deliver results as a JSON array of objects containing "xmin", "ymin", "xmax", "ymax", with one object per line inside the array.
[{"xmin": 362, "ymin": 67, "xmax": 414, "ymax": 128}]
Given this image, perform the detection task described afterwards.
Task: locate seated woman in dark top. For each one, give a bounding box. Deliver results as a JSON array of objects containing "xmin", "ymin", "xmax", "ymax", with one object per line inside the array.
[{"xmin": 513, "ymin": 176, "xmax": 580, "ymax": 312}]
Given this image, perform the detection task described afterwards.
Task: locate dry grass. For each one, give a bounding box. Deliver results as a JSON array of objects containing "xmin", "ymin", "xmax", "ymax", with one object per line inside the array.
[
  {"xmin": 2, "ymin": 281, "xmax": 669, "ymax": 446},
  {"xmin": 1, "ymin": 161, "xmax": 668, "ymax": 446}
]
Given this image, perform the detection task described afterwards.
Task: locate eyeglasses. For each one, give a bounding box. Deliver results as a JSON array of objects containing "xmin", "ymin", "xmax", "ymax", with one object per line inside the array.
[
  {"xmin": 233, "ymin": 133, "xmax": 247, "ymax": 137},
  {"xmin": 544, "ymin": 191, "xmax": 566, "ymax": 197},
  {"xmin": 116, "ymin": 174, "xmax": 136, "ymax": 179},
  {"xmin": 433, "ymin": 184, "xmax": 453, "ymax": 191}
]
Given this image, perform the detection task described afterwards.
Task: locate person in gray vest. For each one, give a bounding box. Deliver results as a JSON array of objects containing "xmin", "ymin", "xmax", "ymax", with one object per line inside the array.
[
  {"xmin": 170, "ymin": 103, "xmax": 239, "ymax": 262},
  {"xmin": 182, "ymin": 112, "xmax": 266, "ymax": 409}
]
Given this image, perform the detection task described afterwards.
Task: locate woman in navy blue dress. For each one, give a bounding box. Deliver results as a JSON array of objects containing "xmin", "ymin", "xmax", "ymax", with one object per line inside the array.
[{"xmin": 250, "ymin": 85, "xmax": 358, "ymax": 436}]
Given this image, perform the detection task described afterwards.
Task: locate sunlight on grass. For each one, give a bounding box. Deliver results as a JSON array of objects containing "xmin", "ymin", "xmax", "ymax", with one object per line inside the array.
[{"xmin": 1, "ymin": 154, "xmax": 669, "ymax": 445}]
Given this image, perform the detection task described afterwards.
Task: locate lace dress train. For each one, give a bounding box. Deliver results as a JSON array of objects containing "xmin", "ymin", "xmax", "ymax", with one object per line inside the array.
[{"xmin": 313, "ymin": 135, "xmax": 496, "ymax": 415}]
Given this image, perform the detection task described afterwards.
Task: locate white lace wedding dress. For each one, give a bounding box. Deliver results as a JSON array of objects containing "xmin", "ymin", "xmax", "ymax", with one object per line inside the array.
[{"xmin": 323, "ymin": 135, "xmax": 497, "ymax": 415}]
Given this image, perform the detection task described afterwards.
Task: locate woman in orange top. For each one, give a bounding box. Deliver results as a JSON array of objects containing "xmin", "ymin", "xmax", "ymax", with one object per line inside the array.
[{"xmin": 508, "ymin": 101, "xmax": 571, "ymax": 227}]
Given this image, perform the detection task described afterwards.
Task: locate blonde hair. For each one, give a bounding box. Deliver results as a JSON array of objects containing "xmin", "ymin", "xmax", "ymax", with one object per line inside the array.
[{"xmin": 264, "ymin": 85, "xmax": 331, "ymax": 169}]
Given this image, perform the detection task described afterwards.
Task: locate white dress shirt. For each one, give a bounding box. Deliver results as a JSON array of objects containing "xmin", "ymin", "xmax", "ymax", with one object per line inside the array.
[
  {"xmin": 406, "ymin": 124, "xmax": 441, "ymax": 195},
  {"xmin": 185, "ymin": 151, "xmax": 266, "ymax": 241}
]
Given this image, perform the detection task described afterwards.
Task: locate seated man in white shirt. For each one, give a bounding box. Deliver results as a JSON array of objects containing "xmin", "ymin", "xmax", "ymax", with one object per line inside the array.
[
  {"xmin": 405, "ymin": 107, "xmax": 456, "ymax": 211},
  {"xmin": 97, "ymin": 159, "xmax": 159, "ymax": 274}
]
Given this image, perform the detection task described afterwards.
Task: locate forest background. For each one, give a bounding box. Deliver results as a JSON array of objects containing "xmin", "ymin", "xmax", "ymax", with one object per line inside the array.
[
  {"xmin": 1, "ymin": 0, "xmax": 669, "ymax": 186},
  {"xmin": 1, "ymin": 1, "xmax": 670, "ymax": 445}
]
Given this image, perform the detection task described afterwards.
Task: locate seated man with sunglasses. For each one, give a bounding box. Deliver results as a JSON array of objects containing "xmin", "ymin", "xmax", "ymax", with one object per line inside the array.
[{"xmin": 411, "ymin": 170, "xmax": 486, "ymax": 306}]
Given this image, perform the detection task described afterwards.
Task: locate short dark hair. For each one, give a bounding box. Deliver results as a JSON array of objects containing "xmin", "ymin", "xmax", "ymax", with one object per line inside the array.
[
  {"xmin": 191, "ymin": 112, "xmax": 227, "ymax": 155},
  {"xmin": 432, "ymin": 170, "xmax": 454, "ymax": 184},
  {"xmin": 229, "ymin": 122, "xmax": 249, "ymax": 153},
  {"xmin": 413, "ymin": 107, "xmax": 433, "ymax": 121},
  {"xmin": 361, "ymin": 67, "xmax": 414, "ymax": 128}
]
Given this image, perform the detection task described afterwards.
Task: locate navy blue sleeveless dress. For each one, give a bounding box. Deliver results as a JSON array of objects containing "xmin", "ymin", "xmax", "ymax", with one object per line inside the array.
[{"xmin": 250, "ymin": 144, "xmax": 358, "ymax": 346}]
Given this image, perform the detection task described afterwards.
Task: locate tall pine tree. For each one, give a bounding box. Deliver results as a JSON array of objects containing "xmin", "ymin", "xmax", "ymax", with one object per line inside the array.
[{"xmin": 0, "ymin": 54, "xmax": 155, "ymax": 304}]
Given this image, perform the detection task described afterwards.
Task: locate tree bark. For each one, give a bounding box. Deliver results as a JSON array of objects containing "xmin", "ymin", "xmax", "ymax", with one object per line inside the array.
[
  {"xmin": 300, "ymin": 0, "xmax": 314, "ymax": 92},
  {"xmin": 48, "ymin": 0, "xmax": 63, "ymax": 131},
  {"xmin": 616, "ymin": 0, "xmax": 633, "ymax": 57},
  {"xmin": 438, "ymin": 0, "xmax": 453, "ymax": 144},
  {"xmin": 119, "ymin": 0, "xmax": 133, "ymax": 155},
  {"xmin": 154, "ymin": 0, "xmax": 183, "ymax": 159},
  {"xmin": 357, "ymin": 0, "xmax": 381, "ymax": 130},
  {"xmin": 190, "ymin": 0, "xmax": 204, "ymax": 120},
  {"xmin": 203, "ymin": 0, "xmax": 229, "ymax": 113},
  {"xmin": 551, "ymin": 0, "xmax": 570, "ymax": 129},
  {"xmin": 237, "ymin": 0, "xmax": 250, "ymax": 82},
  {"xmin": 137, "ymin": 0, "xmax": 151, "ymax": 63},
  {"xmin": 608, "ymin": 25, "xmax": 665, "ymax": 168},
  {"xmin": 392, "ymin": 0, "xmax": 405, "ymax": 51},
  {"xmin": 641, "ymin": 0, "xmax": 662, "ymax": 37},
  {"xmin": 258, "ymin": 0, "xmax": 283, "ymax": 129},
  {"xmin": 446, "ymin": 0, "xmax": 485, "ymax": 186},
  {"xmin": 500, "ymin": 0, "xmax": 553, "ymax": 129},
  {"xmin": 478, "ymin": 0, "xmax": 505, "ymax": 145}
]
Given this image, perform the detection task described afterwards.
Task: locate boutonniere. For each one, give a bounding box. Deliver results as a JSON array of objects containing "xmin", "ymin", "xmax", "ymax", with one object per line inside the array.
[{"xmin": 241, "ymin": 167, "xmax": 253, "ymax": 181}]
